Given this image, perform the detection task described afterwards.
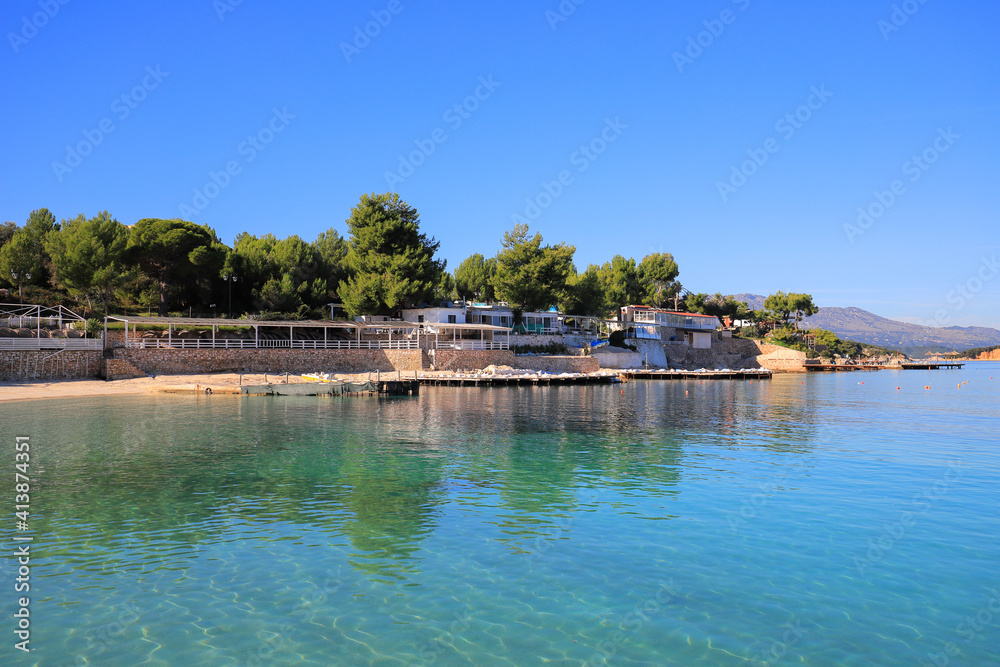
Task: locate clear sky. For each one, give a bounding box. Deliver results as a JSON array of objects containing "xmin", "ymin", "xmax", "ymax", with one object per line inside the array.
[{"xmin": 3, "ymin": 0, "xmax": 998, "ymax": 327}]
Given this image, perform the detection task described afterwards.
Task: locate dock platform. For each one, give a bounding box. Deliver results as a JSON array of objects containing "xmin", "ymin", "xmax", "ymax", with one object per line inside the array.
[
  {"xmin": 619, "ymin": 369, "xmax": 772, "ymax": 380},
  {"xmin": 901, "ymin": 362, "xmax": 965, "ymax": 370},
  {"xmin": 419, "ymin": 374, "xmax": 617, "ymax": 387},
  {"xmin": 241, "ymin": 380, "xmax": 419, "ymax": 396}
]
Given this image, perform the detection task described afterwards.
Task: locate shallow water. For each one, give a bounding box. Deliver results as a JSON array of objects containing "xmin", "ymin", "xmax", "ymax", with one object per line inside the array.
[{"xmin": 2, "ymin": 363, "xmax": 998, "ymax": 665}]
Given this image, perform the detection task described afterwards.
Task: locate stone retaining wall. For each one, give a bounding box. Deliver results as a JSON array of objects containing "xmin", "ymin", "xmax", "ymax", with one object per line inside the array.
[
  {"xmin": 117, "ymin": 348, "xmax": 424, "ymax": 375},
  {"xmin": 1, "ymin": 350, "xmax": 103, "ymax": 380},
  {"xmin": 102, "ymin": 358, "xmax": 145, "ymax": 381},
  {"xmin": 429, "ymin": 349, "xmax": 515, "ymax": 371},
  {"xmin": 591, "ymin": 349, "xmax": 643, "ymax": 369},
  {"xmin": 513, "ymin": 355, "xmax": 600, "ymax": 373}
]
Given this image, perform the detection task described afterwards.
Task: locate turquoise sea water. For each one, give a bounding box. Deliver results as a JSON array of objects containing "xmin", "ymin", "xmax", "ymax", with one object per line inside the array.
[{"xmin": 2, "ymin": 363, "xmax": 999, "ymax": 665}]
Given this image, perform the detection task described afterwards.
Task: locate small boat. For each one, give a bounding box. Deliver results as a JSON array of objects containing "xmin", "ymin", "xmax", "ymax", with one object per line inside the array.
[{"xmin": 301, "ymin": 372, "xmax": 335, "ymax": 382}]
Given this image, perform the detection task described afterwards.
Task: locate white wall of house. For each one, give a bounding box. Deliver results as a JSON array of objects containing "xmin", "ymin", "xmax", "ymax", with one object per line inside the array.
[
  {"xmin": 688, "ymin": 331, "xmax": 712, "ymax": 349},
  {"xmin": 467, "ymin": 306, "xmax": 514, "ymax": 328},
  {"xmin": 401, "ymin": 307, "xmax": 466, "ymax": 324}
]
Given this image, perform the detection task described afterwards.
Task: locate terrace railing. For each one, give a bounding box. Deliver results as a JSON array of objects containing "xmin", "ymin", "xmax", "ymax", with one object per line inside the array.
[
  {"xmin": 0, "ymin": 338, "xmax": 103, "ymax": 350},
  {"xmin": 123, "ymin": 338, "xmax": 419, "ymax": 350},
  {"xmin": 435, "ymin": 341, "xmax": 509, "ymax": 350}
]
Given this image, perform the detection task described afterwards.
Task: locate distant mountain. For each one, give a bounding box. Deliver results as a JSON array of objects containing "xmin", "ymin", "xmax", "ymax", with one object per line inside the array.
[
  {"xmin": 729, "ymin": 294, "xmax": 1000, "ymax": 356},
  {"xmin": 732, "ymin": 293, "xmax": 766, "ymax": 310}
]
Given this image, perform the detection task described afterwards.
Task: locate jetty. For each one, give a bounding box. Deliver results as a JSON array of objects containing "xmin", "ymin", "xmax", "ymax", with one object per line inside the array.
[
  {"xmin": 901, "ymin": 362, "xmax": 965, "ymax": 370},
  {"xmin": 419, "ymin": 373, "xmax": 616, "ymax": 387},
  {"xmin": 241, "ymin": 380, "xmax": 418, "ymax": 396},
  {"xmin": 619, "ymin": 369, "xmax": 772, "ymax": 381}
]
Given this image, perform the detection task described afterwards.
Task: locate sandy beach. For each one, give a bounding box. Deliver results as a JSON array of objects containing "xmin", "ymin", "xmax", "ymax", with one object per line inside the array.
[
  {"xmin": 0, "ymin": 369, "xmax": 540, "ymax": 403},
  {"xmin": 0, "ymin": 372, "xmax": 405, "ymax": 403}
]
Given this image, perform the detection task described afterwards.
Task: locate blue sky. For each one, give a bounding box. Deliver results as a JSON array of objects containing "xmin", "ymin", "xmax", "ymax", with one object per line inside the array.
[{"xmin": 3, "ymin": 0, "xmax": 998, "ymax": 327}]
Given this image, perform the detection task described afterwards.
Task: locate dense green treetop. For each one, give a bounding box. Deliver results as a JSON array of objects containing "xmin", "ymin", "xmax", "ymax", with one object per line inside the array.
[
  {"xmin": 492, "ymin": 223, "xmax": 574, "ymax": 311},
  {"xmin": 338, "ymin": 193, "xmax": 445, "ymax": 316},
  {"xmin": 454, "ymin": 253, "xmax": 497, "ymax": 302},
  {"xmin": 638, "ymin": 253, "xmax": 680, "ymax": 308},
  {"xmin": 128, "ymin": 218, "xmax": 226, "ymax": 315},
  {"xmin": 46, "ymin": 211, "xmax": 129, "ymax": 312}
]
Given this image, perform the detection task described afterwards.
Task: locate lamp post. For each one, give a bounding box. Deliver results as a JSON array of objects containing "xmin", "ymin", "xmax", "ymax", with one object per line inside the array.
[
  {"xmin": 222, "ymin": 274, "xmax": 238, "ymax": 316},
  {"xmin": 11, "ymin": 271, "xmax": 30, "ymax": 304}
]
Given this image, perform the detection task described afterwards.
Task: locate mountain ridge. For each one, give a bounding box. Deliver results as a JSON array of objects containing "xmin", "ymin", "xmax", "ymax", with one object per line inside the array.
[{"xmin": 729, "ymin": 294, "xmax": 1000, "ymax": 355}]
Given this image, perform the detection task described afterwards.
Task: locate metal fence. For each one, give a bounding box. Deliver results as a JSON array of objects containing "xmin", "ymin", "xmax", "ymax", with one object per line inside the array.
[
  {"xmin": 123, "ymin": 338, "xmax": 420, "ymax": 350},
  {"xmin": 0, "ymin": 338, "xmax": 103, "ymax": 350},
  {"xmin": 435, "ymin": 341, "xmax": 509, "ymax": 350}
]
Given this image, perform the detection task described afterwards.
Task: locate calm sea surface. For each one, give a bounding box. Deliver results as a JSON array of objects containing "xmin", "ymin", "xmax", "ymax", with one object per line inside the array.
[{"xmin": 2, "ymin": 363, "xmax": 998, "ymax": 666}]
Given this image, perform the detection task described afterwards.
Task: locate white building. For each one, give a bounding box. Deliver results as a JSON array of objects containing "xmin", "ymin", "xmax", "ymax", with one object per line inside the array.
[
  {"xmin": 400, "ymin": 306, "xmax": 466, "ymax": 324},
  {"xmin": 619, "ymin": 305, "xmax": 719, "ymax": 348}
]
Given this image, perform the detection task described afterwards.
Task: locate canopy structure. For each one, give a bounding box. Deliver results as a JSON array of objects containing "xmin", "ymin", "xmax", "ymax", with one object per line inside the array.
[
  {"xmin": 105, "ymin": 315, "xmax": 421, "ymax": 350},
  {"xmin": 104, "ymin": 316, "xmax": 511, "ymax": 350},
  {"xmin": 409, "ymin": 321, "xmax": 511, "ymax": 350},
  {"xmin": 0, "ymin": 304, "xmax": 102, "ymax": 350}
]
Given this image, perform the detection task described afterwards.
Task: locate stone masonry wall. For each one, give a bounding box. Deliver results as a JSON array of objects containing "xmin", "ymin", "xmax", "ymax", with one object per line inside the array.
[
  {"xmin": 513, "ymin": 355, "xmax": 600, "ymax": 373},
  {"xmin": 118, "ymin": 348, "xmax": 424, "ymax": 375},
  {"xmin": 1, "ymin": 350, "xmax": 103, "ymax": 381},
  {"xmin": 428, "ymin": 349, "xmax": 515, "ymax": 371}
]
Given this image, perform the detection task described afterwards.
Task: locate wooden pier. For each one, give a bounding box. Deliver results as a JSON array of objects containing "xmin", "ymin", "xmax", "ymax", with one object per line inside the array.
[
  {"xmin": 419, "ymin": 374, "xmax": 617, "ymax": 388},
  {"xmin": 901, "ymin": 362, "xmax": 965, "ymax": 370},
  {"xmin": 241, "ymin": 380, "xmax": 419, "ymax": 396},
  {"xmin": 619, "ymin": 369, "xmax": 772, "ymax": 381}
]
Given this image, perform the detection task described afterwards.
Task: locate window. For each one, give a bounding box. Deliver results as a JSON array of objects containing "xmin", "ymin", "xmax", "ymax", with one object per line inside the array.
[
  {"xmin": 448, "ymin": 315, "xmax": 456, "ymax": 323},
  {"xmin": 417, "ymin": 315, "xmax": 424, "ymax": 323}
]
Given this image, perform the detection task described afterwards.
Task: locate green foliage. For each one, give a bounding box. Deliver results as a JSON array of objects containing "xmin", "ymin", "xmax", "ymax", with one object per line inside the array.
[
  {"xmin": 638, "ymin": 253, "xmax": 680, "ymax": 307},
  {"xmin": 492, "ymin": 223, "xmax": 574, "ymax": 311},
  {"xmin": 596, "ymin": 255, "xmax": 643, "ymax": 310},
  {"xmin": 764, "ymin": 291, "xmax": 818, "ymax": 329},
  {"xmin": 338, "ymin": 193, "xmax": 445, "ymax": 315},
  {"xmin": 433, "ymin": 272, "xmax": 456, "ymax": 302},
  {"xmin": 127, "ymin": 218, "xmax": 225, "ymax": 315},
  {"xmin": 0, "ymin": 221, "xmax": 17, "ymax": 251},
  {"xmin": 454, "ymin": 253, "xmax": 496, "ymax": 301},
  {"xmin": 0, "ymin": 233, "xmax": 39, "ymax": 291},
  {"xmin": 85, "ymin": 318, "xmax": 103, "ymax": 338},
  {"xmin": 685, "ymin": 292, "xmax": 748, "ymax": 320},
  {"xmin": 46, "ymin": 211, "xmax": 130, "ymax": 313},
  {"xmin": 562, "ymin": 264, "xmax": 606, "ymax": 315}
]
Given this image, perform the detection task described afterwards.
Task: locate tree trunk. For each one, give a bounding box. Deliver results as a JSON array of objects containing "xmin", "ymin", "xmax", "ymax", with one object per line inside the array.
[{"xmin": 159, "ymin": 280, "xmax": 169, "ymax": 316}]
